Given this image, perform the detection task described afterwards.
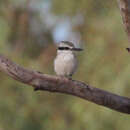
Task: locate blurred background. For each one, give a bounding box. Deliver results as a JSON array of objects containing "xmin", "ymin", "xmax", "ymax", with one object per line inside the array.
[{"xmin": 0, "ymin": 0, "xmax": 130, "ymax": 130}]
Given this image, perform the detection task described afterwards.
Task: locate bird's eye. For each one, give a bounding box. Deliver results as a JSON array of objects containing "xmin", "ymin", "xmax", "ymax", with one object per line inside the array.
[
  {"xmin": 64, "ymin": 47, "xmax": 69, "ymax": 50},
  {"xmin": 58, "ymin": 47, "xmax": 70, "ymax": 50}
]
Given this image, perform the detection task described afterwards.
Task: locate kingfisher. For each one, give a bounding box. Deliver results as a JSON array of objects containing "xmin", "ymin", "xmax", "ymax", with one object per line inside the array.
[{"xmin": 54, "ymin": 41, "xmax": 83, "ymax": 78}]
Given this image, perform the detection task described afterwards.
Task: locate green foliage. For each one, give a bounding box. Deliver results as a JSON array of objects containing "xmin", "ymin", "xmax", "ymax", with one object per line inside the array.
[{"xmin": 0, "ymin": 0, "xmax": 130, "ymax": 130}]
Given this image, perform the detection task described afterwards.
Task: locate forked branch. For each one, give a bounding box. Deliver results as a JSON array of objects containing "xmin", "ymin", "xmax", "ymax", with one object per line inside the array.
[{"xmin": 0, "ymin": 54, "xmax": 130, "ymax": 114}]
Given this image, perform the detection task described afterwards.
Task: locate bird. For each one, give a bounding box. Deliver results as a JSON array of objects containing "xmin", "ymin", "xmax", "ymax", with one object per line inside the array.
[{"xmin": 54, "ymin": 41, "xmax": 83, "ymax": 79}]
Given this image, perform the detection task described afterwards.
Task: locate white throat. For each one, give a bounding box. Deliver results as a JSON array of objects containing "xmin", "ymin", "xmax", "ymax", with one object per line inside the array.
[{"xmin": 57, "ymin": 50, "xmax": 74, "ymax": 55}]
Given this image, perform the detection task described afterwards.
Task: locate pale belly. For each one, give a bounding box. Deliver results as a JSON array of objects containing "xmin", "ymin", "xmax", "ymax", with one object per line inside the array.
[{"xmin": 54, "ymin": 54, "xmax": 77, "ymax": 76}]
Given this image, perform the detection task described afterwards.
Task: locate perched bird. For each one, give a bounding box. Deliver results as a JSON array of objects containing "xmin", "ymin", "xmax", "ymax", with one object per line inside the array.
[{"xmin": 54, "ymin": 41, "xmax": 83, "ymax": 78}]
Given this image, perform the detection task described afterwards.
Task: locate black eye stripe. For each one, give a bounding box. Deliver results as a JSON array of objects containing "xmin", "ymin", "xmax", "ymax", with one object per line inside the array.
[{"xmin": 58, "ymin": 47, "xmax": 70, "ymax": 50}]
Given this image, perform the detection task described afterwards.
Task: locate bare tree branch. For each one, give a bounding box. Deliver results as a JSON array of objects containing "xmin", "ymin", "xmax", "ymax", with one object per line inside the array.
[
  {"xmin": 118, "ymin": 0, "xmax": 130, "ymax": 51},
  {"xmin": 0, "ymin": 54, "xmax": 130, "ymax": 114}
]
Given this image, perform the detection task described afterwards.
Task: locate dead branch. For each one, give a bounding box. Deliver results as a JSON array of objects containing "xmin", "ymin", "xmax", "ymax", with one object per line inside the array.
[{"xmin": 0, "ymin": 54, "xmax": 130, "ymax": 114}]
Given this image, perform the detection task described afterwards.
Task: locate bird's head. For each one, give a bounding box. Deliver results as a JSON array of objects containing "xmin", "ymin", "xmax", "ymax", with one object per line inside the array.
[{"xmin": 57, "ymin": 41, "xmax": 83, "ymax": 54}]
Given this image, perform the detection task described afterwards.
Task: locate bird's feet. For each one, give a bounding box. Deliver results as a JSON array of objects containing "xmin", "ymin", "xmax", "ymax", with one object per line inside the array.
[{"xmin": 58, "ymin": 75, "xmax": 72, "ymax": 80}]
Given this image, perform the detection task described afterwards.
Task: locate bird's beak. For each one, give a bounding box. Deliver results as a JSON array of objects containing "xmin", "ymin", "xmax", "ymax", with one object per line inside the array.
[{"xmin": 71, "ymin": 48, "xmax": 83, "ymax": 51}]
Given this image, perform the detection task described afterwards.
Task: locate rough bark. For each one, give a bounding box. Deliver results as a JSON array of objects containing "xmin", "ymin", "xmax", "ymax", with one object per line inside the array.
[
  {"xmin": 118, "ymin": 0, "xmax": 130, "ymax": 51},
  {"xmin": 0, "ymin": 54, "xmax": 130, "ymax": 114}
]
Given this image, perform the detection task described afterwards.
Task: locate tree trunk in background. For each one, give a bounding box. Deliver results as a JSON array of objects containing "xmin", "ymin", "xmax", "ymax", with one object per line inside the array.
[{"xmin": 118, "ymin": 0, "xmax": 130, "ymax": 51}]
